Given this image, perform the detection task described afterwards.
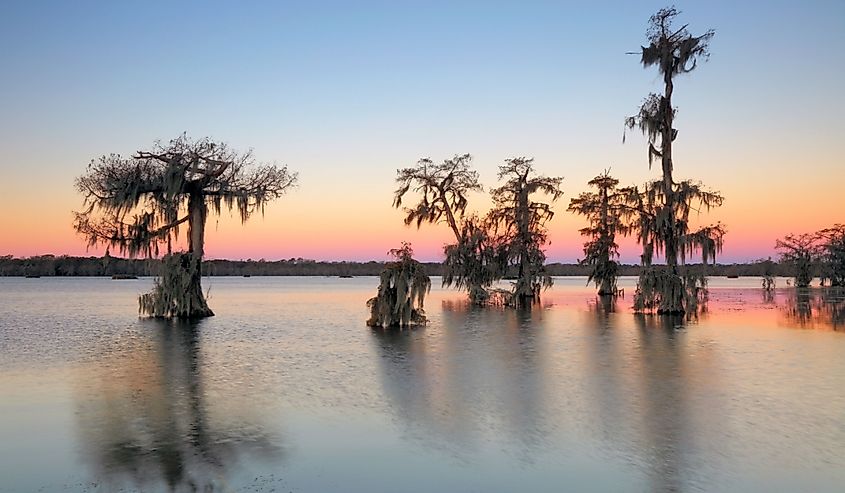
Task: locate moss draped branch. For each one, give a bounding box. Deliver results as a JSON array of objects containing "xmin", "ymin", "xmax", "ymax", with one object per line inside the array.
[
  {"xmin": 623, "ymin": 7, "xmax": 722, "ymax": 314},
  {"xmin": 74, "ymin": 134, "xmax": 297, "ymax": 259},
  {"xmin": 488, "ymin": 157, "xmax": 563, "ymax": 307},
  {"xmin": 73, "ymin": 134, "xmax": 297, "ymax": 318}
]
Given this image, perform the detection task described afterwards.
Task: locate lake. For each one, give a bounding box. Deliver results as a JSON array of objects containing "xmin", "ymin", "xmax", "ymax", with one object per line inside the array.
[{"xmin": 1, "ymin": 276, "xmax": 843, "ymax": 492}]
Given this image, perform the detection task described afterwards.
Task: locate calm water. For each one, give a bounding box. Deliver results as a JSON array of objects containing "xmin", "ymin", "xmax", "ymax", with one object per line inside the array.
[{"xmin": 1, "ymin": 276, "xmax": 844, "ymax": 492}]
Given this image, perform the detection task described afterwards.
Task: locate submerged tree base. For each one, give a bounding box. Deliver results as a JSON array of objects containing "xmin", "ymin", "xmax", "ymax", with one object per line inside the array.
[
  {"xmin": 633, "ymin": 266, "xmax": 707, "ymax": 315},
  {"xmin": 366, "ymin": 243, "xmax": 431, "ymax": 328},
  {"xmin": 483, "ymin": 287, "xmax": 543, "ymax": 309},
  {"xmin": 139, "ymin": 253, "xmax": 214, "ymax": 319},
  {"xmin": 366, "ymin": 306, "xmax": 428, "ymax": 329},
  {"xmin": 467, "ymin": 285, "xmax": 492, "ymax": 305}
]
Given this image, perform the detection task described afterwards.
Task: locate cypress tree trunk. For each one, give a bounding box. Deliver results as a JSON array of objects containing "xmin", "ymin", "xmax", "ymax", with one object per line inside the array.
[
  {"xmin": 598, "ymin": 277, "xmax": 614, "ymax": 296},
  {"xmin": 138, "ymin": 193, "xmax": 214, "ymax": 318},
  {"xmin": 658, "ymin": 67, "xmax": 684, "ymax": 314},
  {"xmin": 597, "ymin": 184, "xmax": 615, "ymax": 297},
  {"xmin": 185, "ymin": 193, "xmax": 214, "ymax": 318},
  {"xmin": 515, "ymin": 182, "xmax": 533, "ymax": 307}
]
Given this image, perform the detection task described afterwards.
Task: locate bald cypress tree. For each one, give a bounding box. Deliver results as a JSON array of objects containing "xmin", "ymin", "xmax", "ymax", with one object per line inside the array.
[
  {"xmin": 776, "ymin": 233, "xmax": 818, "ymax": 288},
  {"xmin": 393, "ymin": 154, "xmax": 505, "ymax": 304},
  {"xmin": 366, "ymin": 242, "xmax": 431, "ymax": 328},
  {"xmin": 817, "ymin": 225, "xmax": 845, "ymax": 287},
  {"xmin": 568, "ymin": 170, "xmax": 629, "ymax": 296},
  {"xmin": 74, "ymin": 135, "xmax": 297, "ymax": 318},
  {"xmin": 488, "ymin": 157, "xmax": 563, "ymax": 307},
  {"xmin": 624, "ymin": 7, "xmax": 725, "ymax": 314}
]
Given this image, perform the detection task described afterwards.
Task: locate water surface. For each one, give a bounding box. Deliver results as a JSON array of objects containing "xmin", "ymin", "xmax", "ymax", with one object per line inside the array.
[{"xmin": 1, "ymin": 277, "xmax": 843, "ymax": 492}]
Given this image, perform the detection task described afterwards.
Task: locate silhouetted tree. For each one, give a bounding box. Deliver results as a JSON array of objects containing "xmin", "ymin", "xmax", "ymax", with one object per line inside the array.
[
  {"xmin": 393, "ymin": 154, "xmax": 503, "ymax": 303},
  {"xmin": 488, "ymin": 157, "xmax": 563, "ymax": 307},
  {"xmin": 568, "ymin": 170, "xmax": 629, "ymax": 296},
  {"xmin": 74, "ymin": 135, "xmax": 297, "ymax": 318},
  {"xmin": 776, "ymin": 233, "xmax": 818, "ymax": 288},
  {"xmin": 623, "ymin": 7, "xmax": 724, "ymax": 314},
  {"xmin": 394, "ymin": 154, "xmax": 480, "ymax": 237},
  {"xmin": 817, "ymin": 224, "xmax": 845, "ymax": 287},
  {"xmin": 367, "ymin": 243, "xmax": 431, "ymax": 328},
  {"xmin": 622, "ymin": 180, "xmax": 725, "ymax": 313},
  {"xmin": 756, "ymin": 257, "xmax": 777, "ymax": 291}
]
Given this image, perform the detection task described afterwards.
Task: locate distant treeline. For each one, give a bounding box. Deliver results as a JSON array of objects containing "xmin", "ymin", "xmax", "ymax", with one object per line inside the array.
[{"xmin": 0, "ymin": 254, "xmax": 797, "ymax": 278}]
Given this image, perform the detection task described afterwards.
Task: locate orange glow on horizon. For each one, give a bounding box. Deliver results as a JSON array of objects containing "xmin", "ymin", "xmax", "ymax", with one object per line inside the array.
[{"xmin": 2, "ymin": 157, "xmax": 842, "ymax": 263}]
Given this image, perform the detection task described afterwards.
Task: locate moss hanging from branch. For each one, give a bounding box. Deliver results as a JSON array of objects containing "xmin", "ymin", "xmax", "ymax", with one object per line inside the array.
[
  {"xmin": 623, "ymin": 8, "xmax": 723, "ymax": 314},
  {"xmin": 816, "ymin": 225, "xmax": 845, "ymax": 287},
  {"xmin": 393, "ymin": 154, "xmax": 502, "ymax": 302},
  {"xmin": 488, "ymin": 157, "xmax": 563, "ymax": 308},
  {"xmin": 775, "ymin": 233, "xmax": 819, "ymax": 288},
  {"xmin": 366, "ymin": 243, "xmax": 431, "ymax": 328},
  {"xmin": 74, "ymin": 134, "xmax": 297, "ymax": 318},
  {"xmin": 633, "ymin": 266, "xmax": 709, "ymax": 315},
  {"xmin": 442, "ymin": 215, "xmax": 508, "ymax": 305},
  {"xmin": 568, "ymin": 170, "xmax": 629, "ymax": 296},
  {"xmin": 624, "ymin": 180, "xmax": 725, "ymax": 313}
]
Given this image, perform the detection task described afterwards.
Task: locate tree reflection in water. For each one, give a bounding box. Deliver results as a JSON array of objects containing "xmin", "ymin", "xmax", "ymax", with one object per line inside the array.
[
  {"xmin": 583, "ymin": 297, "xmax": 720, "ymax": 493},
  {"xmin": 370, "ymin": 300, "xmax": 550, "ymax": 462},
  {"xmin": 783, "ymin": 288, "xmax": 845, "ymax": 330},
  {"xmin": 490, "ymin": 305, "xmax": 548, "ymax": 459},
  {"xmin": 762, "ymin": 288, "xmax": 776, "ymax": 305},
  {"xmin": 74, "ymin": 318, "xmax": 283, "ymax": 491},
  {"xmin": 632, "ymin": 313, "xmax": 692, "ymax": 493},
  {"xmin": 368, "ymin": 285, "xmax": 845, "ymax": 491},
  {"xmin": 589, "ymin": 294, "xmax": 617, "ymax": 316}
]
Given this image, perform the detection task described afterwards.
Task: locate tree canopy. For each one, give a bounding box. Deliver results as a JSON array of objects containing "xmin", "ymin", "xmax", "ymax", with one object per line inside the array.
[
  {"xmin": 75, "ymin": 135, "xmax": 296, "ymax": 258},
  {"xmin": 393, "ymin": 154, "xmax": 481, "ymax": 238}
]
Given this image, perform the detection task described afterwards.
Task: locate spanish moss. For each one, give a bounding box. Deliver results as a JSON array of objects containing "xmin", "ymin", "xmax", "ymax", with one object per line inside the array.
[
  {"xmin": 366, "ymin": 243, "xmax": 431, "ymax": 328},
  {"xmin": 488, "ymin": 157, "xmax": 563, "ymax": 308},
  {"xmin": 74, "ymin": 134, "xmax": 297, "ymax": 318},
  {"xmin": 623, "ymin": 8, "xmax": 723, "ymax": 314},
  {"xmin": 568, "ymin": 170, "xmax": 629, "ymax": 296}
]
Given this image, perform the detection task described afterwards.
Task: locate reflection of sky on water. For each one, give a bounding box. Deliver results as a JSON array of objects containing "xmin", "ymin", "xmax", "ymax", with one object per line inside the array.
[{"xmin": 0, "ymin": 277, "xmax": 844, "ymax": 492}]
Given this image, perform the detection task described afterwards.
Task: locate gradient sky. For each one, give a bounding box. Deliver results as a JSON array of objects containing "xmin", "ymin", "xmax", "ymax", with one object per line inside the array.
[{"xmin": 1, "ymin": 0, "xmax": 843, "ymax": 263}]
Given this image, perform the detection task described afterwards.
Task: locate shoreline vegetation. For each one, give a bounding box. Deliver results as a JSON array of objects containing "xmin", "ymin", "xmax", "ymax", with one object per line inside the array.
[{"xmin": 0, "ymin": 254, "xmax": 802, "ymax": 278}]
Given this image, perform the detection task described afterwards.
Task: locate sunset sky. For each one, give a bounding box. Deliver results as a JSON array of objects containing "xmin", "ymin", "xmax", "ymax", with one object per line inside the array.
[{"xmin": 1, "ymin": 0, "xmax": 843, "ymax": 263}]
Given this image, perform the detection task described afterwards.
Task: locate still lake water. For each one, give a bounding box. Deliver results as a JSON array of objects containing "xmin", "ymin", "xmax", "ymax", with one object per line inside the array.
[{"xmin": 1, "ymin": 276, "xmax": 844, "ymax": 492}]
